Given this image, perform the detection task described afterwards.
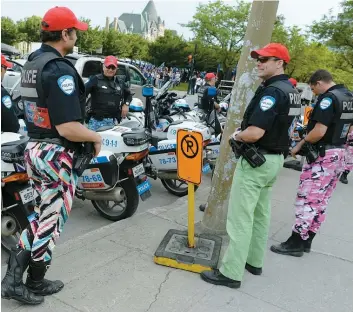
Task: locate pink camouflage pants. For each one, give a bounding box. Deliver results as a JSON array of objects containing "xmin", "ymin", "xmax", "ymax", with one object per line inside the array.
[
  {"xmin": 343, "ymin": 132, "xmax": 353, "ymax": 172},
  {"xmin": 293, "ymin": 148, "xmax": 345, "ymax": 240}
]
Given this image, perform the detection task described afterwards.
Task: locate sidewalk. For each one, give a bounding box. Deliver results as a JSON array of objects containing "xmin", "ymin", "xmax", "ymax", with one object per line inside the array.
[{"xmin": 2, "ymin": 168, "xmax": 353, "ymax": 312}]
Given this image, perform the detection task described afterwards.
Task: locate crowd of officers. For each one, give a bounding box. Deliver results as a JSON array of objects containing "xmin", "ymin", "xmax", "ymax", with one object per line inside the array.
[{"xmin": 0, "ymin": 6, "xmax": 352, "ymax": 305}]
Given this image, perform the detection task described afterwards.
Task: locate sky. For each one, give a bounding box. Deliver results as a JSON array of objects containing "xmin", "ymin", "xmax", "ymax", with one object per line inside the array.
[{"xmin": 1, "ymin": 0, "xmax": 342, "ymax": 40}]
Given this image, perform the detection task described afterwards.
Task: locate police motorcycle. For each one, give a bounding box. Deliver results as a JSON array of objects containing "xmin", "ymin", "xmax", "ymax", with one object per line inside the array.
[
  {"xmin": 1, "ymin": 132, "xmax": 35, "ymax": 251},
  {"xmin": 119, "ymin": 83, "xmax": 212, "ymax": 197},
  {"xmin": 75, "ymin": 123, "xmax": 152, "ymax": 222}
]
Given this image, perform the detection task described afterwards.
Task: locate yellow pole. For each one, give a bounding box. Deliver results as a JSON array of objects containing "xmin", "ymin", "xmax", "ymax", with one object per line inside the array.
[{"xmin": 187, "ymin": 182, "xmax": 195, "ymax": 248}]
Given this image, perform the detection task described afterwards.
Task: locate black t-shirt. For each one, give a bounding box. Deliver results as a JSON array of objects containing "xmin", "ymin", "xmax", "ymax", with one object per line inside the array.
[
  {"xmin": 31, "ymin": 44, "xmax": 83, "ymax": 127},
  {"xmin": 307, "ymin": 84, "xmax": 347, "ymax": 143},
  {"xmin": 1, "ymin": 85, "xmax": 20, "ymax": 133},
  {"xmin": 247, "ymin": 74, "xmax": 290, "ymax": 131}
]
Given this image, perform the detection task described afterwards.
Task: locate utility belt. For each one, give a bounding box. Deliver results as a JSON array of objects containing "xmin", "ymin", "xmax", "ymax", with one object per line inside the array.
[
  {"xmin": 298, "ymin": 142, "xmax": 345, "ymax": 164},
  {"xmin": 229, "ymin": 138, "xmax": 266, "ymax": 168},
  {"xmin": 28, "ymin": 137, "xmax": 94, "ymax": 176}
]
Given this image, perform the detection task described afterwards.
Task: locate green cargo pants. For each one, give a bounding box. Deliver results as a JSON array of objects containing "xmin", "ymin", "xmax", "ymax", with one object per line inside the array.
[{"xmin": 219, "ymin": 154, "xmax": 284, "ymax": 281}]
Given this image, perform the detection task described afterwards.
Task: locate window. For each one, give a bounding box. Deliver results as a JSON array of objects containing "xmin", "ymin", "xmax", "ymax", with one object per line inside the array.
[
  {"xmin": 128, "ymin": 67, "xmax": 144, "ymax": 86},
  {"xmin": 8, "ymin": 62, "xmax": 23, "ymax": 73},
  {"xmin": 117, "ymin": 64, "xmax": 127, "ymax": 77},
  {"xmin": 82, "ymin": 60, "xmax": 102, "ymax": 78}
]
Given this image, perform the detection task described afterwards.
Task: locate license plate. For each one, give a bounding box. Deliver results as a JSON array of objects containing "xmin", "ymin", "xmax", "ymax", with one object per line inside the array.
[
  {"xmin": 132, "ymin": 163, "xmax": 145, "ymax": 177},
  {"xmin": 202, "ymin": 163, "xmax": 211, "ymax": 173},
  {"xmin": 19, "ymin": 187, "xmax": 35, "ymax": 204},
  {"xmin": 137, "ymin": 180, "xmax": 152, "ymax": 197}
]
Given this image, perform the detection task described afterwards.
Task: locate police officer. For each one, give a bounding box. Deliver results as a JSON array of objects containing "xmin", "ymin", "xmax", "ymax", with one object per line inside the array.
[
  {"xmin": 200, "ymin": 43, "xmax": 301, "ymax": 288},
  {"xmin": 340, "ymin": 125, "xmax": 353, "ymax": 184},
  {"xmin": 271, "ymin": 69, "xmax": 353, "ymax": 257},
  {"xmin": 1, "ymin": 54, "xmax": 20, "ymax": 133},
  {"xmin": 1, "ymin": 7, "xmax": 102, "ymax": 305},
  {"xmin": 198, "ymin": 72, "xmax": 221, "ymax": 113},
  {"xmin": 85, "ymin": 55, "xmax": 132, "ymax": 131}
]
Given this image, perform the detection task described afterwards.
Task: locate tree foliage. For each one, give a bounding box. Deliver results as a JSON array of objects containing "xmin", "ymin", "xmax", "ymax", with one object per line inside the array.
[
  {"xmin": 1, "ymin": 17, "xmax": 19, "ymax": 45},
  {"xmin": 184, "ymin": 0, "xmax": 250, "ymax": 74},
  {"xmin": 148, "ymin": 30, "xmax": 188, "ymax": 67},
  {"xmin": 76, "ymin": 18, "xmax": 104, "ymax": 54},
  {"xmin": 17, "ymin": 16, "xmax": 41, "ymax": 43}
]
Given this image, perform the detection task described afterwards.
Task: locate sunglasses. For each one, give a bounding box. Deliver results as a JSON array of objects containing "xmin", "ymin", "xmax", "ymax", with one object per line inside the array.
[
  {"xmin": 105, "ymin": 65, "xmax": 117, "ymax": 70},
  {"xmin": 256, "ymin": 57, "xmax": 281, "ymax": 63}
]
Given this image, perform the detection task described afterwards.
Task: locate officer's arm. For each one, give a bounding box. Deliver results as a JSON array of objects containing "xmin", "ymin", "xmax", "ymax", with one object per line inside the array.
[
  {"xmin": 123, "ymin": 85, "xmax": 133, "ymax": 105},
  {"xmin": 296, "ymin": 95, "xmax": 334, "ymax": 146},
  {"xmin": 84, "ymin": 75, "xmax": 98, "ymax": 96},
  {"xmin": 1, "ymin": 100, "xmax": 20, "ymax": 133}
]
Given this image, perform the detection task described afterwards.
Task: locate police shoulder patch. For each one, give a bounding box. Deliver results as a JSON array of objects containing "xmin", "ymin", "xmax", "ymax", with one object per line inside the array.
[
  {"xmin": 2, "ymin": 95, "xmax": 12, "ymax": 109},
  {"xmin": 57, "ymin": 75, "xmax": 75, "ymax": 95},
  {"xmin": 259, "ymin": 96, "xmax": 276, "ymax": 111},
  {"xmin": 319, "ymin": 97, "xmax": 332, "ymax": 110}
]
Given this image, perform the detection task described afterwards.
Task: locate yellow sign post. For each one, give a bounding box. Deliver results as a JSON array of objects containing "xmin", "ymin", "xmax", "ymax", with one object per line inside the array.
[
  {"xmin": 154, "ymin": 129, "xmax": 222, "ymax": 273},
  {"xmin": 176, "ymin": 129, "xmax": 203, "ymax": 248}
]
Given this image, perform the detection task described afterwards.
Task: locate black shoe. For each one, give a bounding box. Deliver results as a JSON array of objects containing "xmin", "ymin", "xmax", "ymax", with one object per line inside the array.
[
  {"xmin": 1, "ymin": 248, "xmax": 44, "ymax": 305},
  {"xmin": 200, "ymin": 269, "xmax": 241, "ymax": 288},
  {"xmin": 270, "ymin": 231, "xmax": 304, "ymax": 257},
  {"xmin": 340, "ymin": 171, "xmax": 349, "ymax": 184},
  {"xmin": 245, "ymin": 263, "xmax": 262, "ymax": 275},
  {"xmin": 25, "ymin": 260, "xmax": 64, "ymax": 296},
  {"xmin": 303, "ymin": 231, "xmax": 316, "ymax": 253},
  {"xmin": 199, "ymin": 204, "xmax": 206, "ymax": 212}
]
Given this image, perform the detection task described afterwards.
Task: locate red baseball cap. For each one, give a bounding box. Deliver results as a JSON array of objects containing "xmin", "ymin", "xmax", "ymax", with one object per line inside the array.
[
  {"xmin": 205, "ymin": 73, "xmax": 216, "ymax": 80},
  {"xmin": 251, "ymin": 43, "xmax": 290, "ymax": 63},
  {"xmin": 104, "ymin": 56, "xmax": 118, "ymax": 68},
  {"xmin": 1, "ymin": 54, "xmax": 11, "ymax": 68},
  {"xmin": 41, "ymin": 7, "xmax": 88, "ymax": 31},
  {"xmin": 289, "ymin": 78, "xmax": 297, "ymax": 87}
]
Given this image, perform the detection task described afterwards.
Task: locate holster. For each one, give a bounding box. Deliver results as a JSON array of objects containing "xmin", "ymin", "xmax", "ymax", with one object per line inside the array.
[
  {"xmin": 298, "ymin": 142, "xmax": 322, "ymax": 164},
  {"xmin": 229, "ymin": 138, "xmax": 266, "ymax": 168},
  {"xmin": 73, "ymin": 142, "xmax": 95, "ymax": 176}
]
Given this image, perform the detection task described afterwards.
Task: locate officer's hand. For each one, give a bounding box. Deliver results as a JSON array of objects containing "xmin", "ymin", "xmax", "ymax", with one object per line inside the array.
[
  {"xmin": 231, "ymin": 128, "xmax": 241, "ymax": 140},
  {"xmin": 214, "ymin": 103, "xmax": 221, "ymax": 112},
  {"xmin": 121, "ymin": 104, "xmax": 129, "ymax": 118},
  {"xmin": 93, "ymin": 141, "xmax": 102, "ymax": 157},
  {"xmin": 290, "ymin": 143, "xmax": 302, "ymax": 159}
]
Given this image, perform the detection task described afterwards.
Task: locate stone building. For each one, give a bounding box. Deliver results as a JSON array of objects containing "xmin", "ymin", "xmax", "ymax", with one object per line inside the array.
[{"xmin": 106, "ymin": 0, "xmax": 165, "ymax": 41}]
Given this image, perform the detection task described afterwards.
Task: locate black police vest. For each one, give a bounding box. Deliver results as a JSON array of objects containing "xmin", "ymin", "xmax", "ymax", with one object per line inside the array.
[
  {"xmin": 327, "ymin": 89, "xmax": 353, "ymax": 145},
  {"xmin": 198, "ymin": 84, "xmax": 213, "ymax": 112},
  {"xmin": 90, "ymin": 74, "xmax": 122, "ymax": 118},
  {"xmin": 243, "ymin": 80, "xmax": 301, "ymax": 153},
  {"xmin": 20, "ymin": 51, "xmax": 85, "ymax": 140}
]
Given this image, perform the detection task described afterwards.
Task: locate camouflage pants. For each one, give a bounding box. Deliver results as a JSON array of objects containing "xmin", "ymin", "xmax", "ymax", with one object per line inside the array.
[
  {"xmin": 293, "ymin": 148, "xmax": 345, "ymax": 240},
  {"xmin": 343, "ymin": 132, "xmax": 353, "ymax": 172}
]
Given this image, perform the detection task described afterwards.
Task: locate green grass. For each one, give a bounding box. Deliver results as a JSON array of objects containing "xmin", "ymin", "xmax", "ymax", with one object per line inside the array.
[{"xmin": 170, "ymin": 82, "xmax": 189, "ymax": 92}]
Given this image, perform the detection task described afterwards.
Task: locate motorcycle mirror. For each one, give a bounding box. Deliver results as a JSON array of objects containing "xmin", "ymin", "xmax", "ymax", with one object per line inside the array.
[{"xmin": 207, "ymin": 87, "xmax": 217, "ymax": 97}]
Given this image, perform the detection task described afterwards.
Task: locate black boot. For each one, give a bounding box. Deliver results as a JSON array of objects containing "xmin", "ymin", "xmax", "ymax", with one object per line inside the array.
[
  {"xmin": 200, "ymin": 269, "xmax": 241, "ymax": 288},
  {"xmin": 199, "ymin": 204, "xmax": 206, "ymax": 212},
  {"xmin": 340, "ymin": 170, "xmax": 349, "ymax": 184},
  {"xmin": 245, "ymin": 263, "xmax": 262, "ymax": 275},
  {"xmin": 25, "ymin": 260, "xmax": 64, "ymax": 296},
  {"xmin": 304, "ymin": 231, "xmax": 316, "ymax": 253},
  {"xmin": 1, "ymin": 248, "xmax": 44, "ymax": 305},
  {"xmin": 270, "ymin": 231, "xmax": 304, "ymax": 257}
]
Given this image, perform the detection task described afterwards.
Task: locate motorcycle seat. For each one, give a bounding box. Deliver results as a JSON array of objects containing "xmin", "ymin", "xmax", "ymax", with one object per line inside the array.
[
  {"xmin": 1, "ymin": 136, "xmax": 29, "ymax": 163},
  {"xmin": 151, "ymin": 131, "xmax": 168, "ymax": 148},
  {"xmin": 169, "ymin": 120, "xmax": 184, "ymax": 126}
]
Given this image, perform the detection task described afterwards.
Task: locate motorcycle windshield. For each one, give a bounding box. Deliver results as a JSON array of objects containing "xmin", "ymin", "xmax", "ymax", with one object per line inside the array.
[{"xmin": 156, "ymin": 81, "xmax": 172, "ymax": 100}]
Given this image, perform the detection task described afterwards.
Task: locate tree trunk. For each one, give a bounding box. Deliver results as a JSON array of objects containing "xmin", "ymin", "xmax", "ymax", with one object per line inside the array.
[{"xmin": 201, "ymin": 0, "xmax": 280, "ymax": 234}]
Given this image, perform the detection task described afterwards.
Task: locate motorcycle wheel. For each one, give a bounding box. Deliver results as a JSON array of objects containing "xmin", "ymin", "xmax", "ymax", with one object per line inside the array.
[
  {"xmin": 1, "ymin": 212, "xmax": 22, "ymax": 253},
  {"xmin": 160, "ymin": 178, "xmax": 199, "ymax": 197},
  {"xmin": 92, "ymin": 178, "xmax": 139, "ymax": 222}
]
